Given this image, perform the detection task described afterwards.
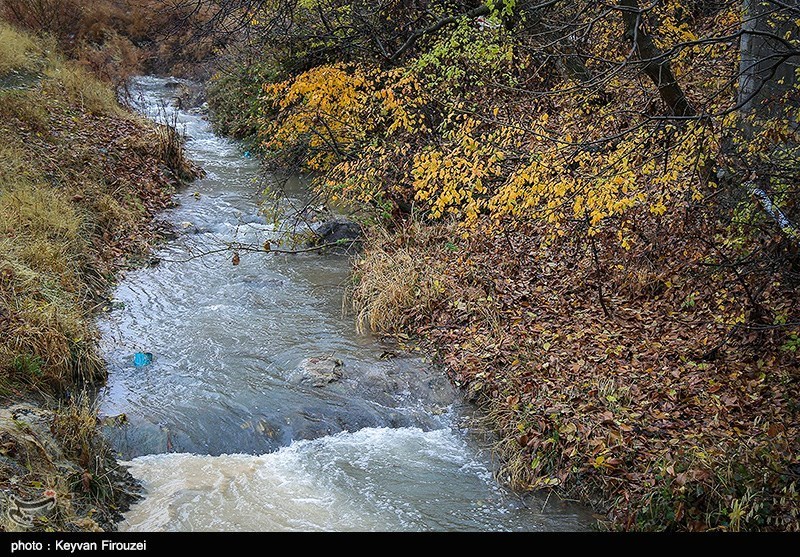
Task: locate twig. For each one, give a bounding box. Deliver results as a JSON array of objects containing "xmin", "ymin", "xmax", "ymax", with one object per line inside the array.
[
  {"xmin": 746, "ymin": 180, "xmax": 800, "ymax": 247},
  {"xmin": 157, "ymin": 240, "xmax": 362, "ymax": 263},
  {"xmin": 586, "ymin": 214, "xmax": 613, "ymax": 318}
]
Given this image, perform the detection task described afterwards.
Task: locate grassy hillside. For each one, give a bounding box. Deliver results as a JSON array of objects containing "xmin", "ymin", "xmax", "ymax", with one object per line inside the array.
[{"xmin": 0, "ymin": 20, "xmax": 195, "ymax": 531}]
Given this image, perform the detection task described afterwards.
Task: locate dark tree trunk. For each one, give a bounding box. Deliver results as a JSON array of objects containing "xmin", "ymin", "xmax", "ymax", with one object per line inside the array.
[
  {"xmin": 619, "ymin": 0, "xmax": 696, "ymax": 117},
  {"xmin": 739, "ymin": 0, "xmax": 799, "ymax": 122}
]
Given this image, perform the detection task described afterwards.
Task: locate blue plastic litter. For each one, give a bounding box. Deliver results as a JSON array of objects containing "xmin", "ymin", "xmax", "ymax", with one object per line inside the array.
[
  {"xmin": 243, "ymin": 151, "xmax": 252, "ymax": 158},
  {"xmin": 133, "ymin": 352, "xmax": 153, "ymax": 367}
]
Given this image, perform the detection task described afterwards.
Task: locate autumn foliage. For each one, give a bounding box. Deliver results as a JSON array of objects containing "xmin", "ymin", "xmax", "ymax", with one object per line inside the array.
[{"xmin": 207, "ymin": 0, "xmax": 800, "ymax": 531}]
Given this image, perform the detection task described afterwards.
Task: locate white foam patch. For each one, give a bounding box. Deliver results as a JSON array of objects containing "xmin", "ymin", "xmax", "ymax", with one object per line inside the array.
[{"xmin": 120, "ymin": 427, "xmax": 512, "ymax": 532}]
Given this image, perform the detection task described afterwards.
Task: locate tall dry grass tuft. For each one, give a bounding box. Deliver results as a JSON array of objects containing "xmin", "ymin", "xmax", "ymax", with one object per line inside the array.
[
  {"xmin": 350, "ymin": 220, "xmax": 454, "ymax": 335},
  {"xmin": 0, "ymin": 21, "xmax": 40, "ymax": 74},
  {"xmin": 52, "ymin": 393, "xmax": 99, "ymax": 469},
  {"xmin": 51, "ymin": 393, "xmax": 127, "ymax": 514}
]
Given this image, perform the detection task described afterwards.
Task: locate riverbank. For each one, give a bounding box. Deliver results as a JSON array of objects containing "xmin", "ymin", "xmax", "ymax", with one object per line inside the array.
[
  {"xmin": 0, "ymin": 22, "xmax": 197, "ymax": 531},
  {"xmin": 350, "ymin": 220, "xmax": 800, "ymax": 531}
]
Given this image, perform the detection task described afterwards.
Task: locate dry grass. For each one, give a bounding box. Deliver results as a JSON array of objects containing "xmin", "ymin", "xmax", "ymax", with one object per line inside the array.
[
  {"xmin": 350, "ymin": 220, "xmax": 454, "ymax": 335},
  {"xmin": 0, "ymin": 90, "xmax": 50, "ymax": 132},
  {"xmin": 0, "ymin": 180, "xmax": 103, "ymax": 391},
  {"xmin": 0, "ymin": 21, "xmax": 39, "ymax": 74},
  {"xmin": 51, "ymin": 393, "xmax": 135, "ymax": 521},
  {"xmin": 43, "ymin": 62, "xmax": 123, "ymax": 116},
  {"xmin": 0, "ymin": 141, "xmax": 34, "ymax": 183}
]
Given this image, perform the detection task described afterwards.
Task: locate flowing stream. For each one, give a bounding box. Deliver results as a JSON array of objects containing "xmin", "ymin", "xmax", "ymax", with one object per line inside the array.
[{"xmin": 96, "ymin": 76, "xmax": 594, "ymax": 532}]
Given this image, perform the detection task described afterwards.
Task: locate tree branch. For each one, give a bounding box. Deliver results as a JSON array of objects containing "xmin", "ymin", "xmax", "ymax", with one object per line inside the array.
[
  {"xmin": 158, "ymin": 240, "xmax": 362, "ymax": 264},
  {"xmin": 387, "ymin": 4, "xmax": 491, "ymax": 62}
]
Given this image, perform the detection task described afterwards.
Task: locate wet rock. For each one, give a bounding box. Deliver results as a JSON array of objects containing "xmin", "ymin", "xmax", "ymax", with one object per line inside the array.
[
  {"xmin": 294, "ymin": 357, "xmax": 344, "ymax": 387},
  {"xmin": 308, "ymin": 218, "xmax": 362, "ymax": 248},
  {"xmin": 171, "ymin": 82, "xmax": 207, "ymax": 110}
]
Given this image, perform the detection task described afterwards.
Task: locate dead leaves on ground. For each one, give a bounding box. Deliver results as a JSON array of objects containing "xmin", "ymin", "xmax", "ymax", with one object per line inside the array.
[{"xmin": 392, "ymin": 219, "xmax": 800, "ymax": 531}]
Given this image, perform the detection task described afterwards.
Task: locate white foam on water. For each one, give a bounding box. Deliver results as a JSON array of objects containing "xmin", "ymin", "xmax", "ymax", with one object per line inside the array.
[{"xmin": 120, "ymin": 427, "xmax": 552, "ymax": 532}]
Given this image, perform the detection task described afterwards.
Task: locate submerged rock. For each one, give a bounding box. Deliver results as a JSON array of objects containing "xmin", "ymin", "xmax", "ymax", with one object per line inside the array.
[{"xmin": 294, "ymin": 356, "xmax": 344, "ymax": 387}]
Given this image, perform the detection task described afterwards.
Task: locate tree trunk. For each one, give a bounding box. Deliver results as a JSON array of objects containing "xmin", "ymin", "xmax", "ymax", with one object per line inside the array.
[
  {"xmin": 619, "ymin": 0, "xmax": 696, "ymax": 117},
  {"xmin": 738, "ymin": 0, "xmax": 799, "ymax": 122},
  {"xmin": 737, "ymin": 1, "xmax": 800, "ymax": 246}
]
